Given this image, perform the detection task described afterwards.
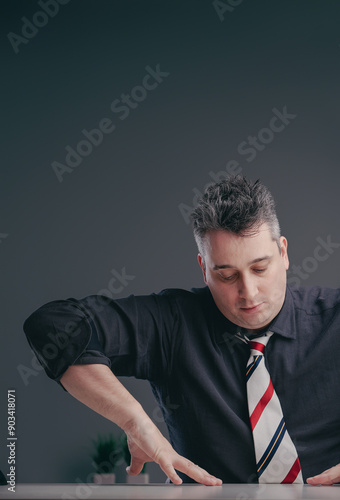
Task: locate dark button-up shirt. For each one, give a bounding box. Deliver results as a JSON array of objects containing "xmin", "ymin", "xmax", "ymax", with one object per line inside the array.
[{"xmin": 23, "ymin": 285, "xmax": 340, "ymax": 483}]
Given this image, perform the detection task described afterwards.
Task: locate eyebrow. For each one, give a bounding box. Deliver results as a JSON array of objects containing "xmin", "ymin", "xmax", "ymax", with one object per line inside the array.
[{"xmin": 213, "ymin": 256, "xmax": 272, "ymax": 270}]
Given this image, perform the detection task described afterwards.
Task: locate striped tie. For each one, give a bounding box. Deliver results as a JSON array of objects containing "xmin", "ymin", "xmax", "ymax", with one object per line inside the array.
[{"xmin": 246, "ymin": 331, "xmax": 303, "ymax": 484}]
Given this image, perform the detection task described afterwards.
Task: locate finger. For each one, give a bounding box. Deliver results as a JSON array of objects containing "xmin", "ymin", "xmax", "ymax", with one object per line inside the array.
[
  {"xmin": 162, "ymin": 456, "xmax": 222, "ymax": 486},
  {"xmin": 158, "ymin": 461, "xmax": 183, "ymax": 485},
  {"xmin": 306, "ymin": 465, "xmax": 340, "ymax": 486},
  {"xmin": 180, "ymin": 460, "xmax": 223, "ymax": 486},
  {"xmin": 307, "ymin": 474, "xmax": 333, "ymax": 485},
  {"xmin": 127, "ymin": 456, "xmax": 145, "ymax": 476}
]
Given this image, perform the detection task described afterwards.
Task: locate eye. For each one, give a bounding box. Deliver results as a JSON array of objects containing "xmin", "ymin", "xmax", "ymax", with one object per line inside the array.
[
  {"xmin": 253, "ymin": 268, "xmax": 267, "ymax": 274},
  {"xmin": 218, "ymin": 273, "xmax": 237, "ymax": 282}
]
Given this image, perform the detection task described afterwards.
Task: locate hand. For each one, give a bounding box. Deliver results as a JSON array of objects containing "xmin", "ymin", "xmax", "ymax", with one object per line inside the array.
[
  {"xmin": 306, "ymin": 463, "xmax": 340, "ymax": 485},
  {"xmin": 125, "ymin": 420, "xmax": 222, "ymax": 486}
]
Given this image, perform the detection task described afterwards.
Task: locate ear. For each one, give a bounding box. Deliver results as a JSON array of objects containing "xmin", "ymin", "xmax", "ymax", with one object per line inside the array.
[
  {"xmin": 198, "ymin": 254, "xmax": 208, "ymax": 284},
  {"xmin": 279, "ymin": 236, "xmax": 289, "ymax": 270}
]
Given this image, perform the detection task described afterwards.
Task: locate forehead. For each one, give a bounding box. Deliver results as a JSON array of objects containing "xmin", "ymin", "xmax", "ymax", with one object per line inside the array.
[{"xmin": 202, "ymin": 225, "xmax": 277, "ymax": 265}]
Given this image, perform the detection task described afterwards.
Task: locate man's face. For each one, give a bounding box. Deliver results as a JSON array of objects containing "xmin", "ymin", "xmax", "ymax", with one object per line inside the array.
[{"xmin": 198, "ymin": 224, "xmax": 289, "ymax": 332}]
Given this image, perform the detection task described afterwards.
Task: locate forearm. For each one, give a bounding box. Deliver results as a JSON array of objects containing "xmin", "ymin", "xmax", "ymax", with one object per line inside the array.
[
  {"xmin": 60, "ymin": 362, "xmax": 222, "ymax": 486},
  {"xmin": 60, "ymin": 363, "xmax": 148, "ymax": 431}
]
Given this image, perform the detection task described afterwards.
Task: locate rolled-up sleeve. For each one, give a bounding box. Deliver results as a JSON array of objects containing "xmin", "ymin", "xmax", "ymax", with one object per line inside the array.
[
  {"xmin": 23, "ymin": 291, "xmax": 177, "ymax": 387},
  {"xmin": 23, "ymin": 298, "xmax": 104, "ymax": 383}
]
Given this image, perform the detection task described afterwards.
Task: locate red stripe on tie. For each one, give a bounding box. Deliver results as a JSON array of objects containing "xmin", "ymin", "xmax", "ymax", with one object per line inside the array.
[
  {"xmin": 250, "ymin": 380, "xmax": 274, "ymax": 430},
  {"xmin": 281, "ymin": 457, "xmax": 301, "ymax": 484},
  {"xmin": 249, "ymin": 341, "xmax": 266, "ymax": 354}
]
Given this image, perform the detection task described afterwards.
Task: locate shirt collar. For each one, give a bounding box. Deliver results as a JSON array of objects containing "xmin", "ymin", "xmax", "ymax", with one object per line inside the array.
[{"xmin": 267, "ymin": 286, "xmax": 296, "ymax": 340}]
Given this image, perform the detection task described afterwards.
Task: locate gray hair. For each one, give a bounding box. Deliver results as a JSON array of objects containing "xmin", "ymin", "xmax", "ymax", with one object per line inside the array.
[{"xmin": 190, "ymin": 176, "xmax": 281, "ymax": 257}]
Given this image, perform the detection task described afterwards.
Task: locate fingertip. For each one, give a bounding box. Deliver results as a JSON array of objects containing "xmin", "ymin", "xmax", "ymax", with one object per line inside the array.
[
  {"xmin": 171, "ymin": 475, "xmax": 183, "ymax": 485},
  {"xmin": 206, "ymin": 476, "xmax": 223, "ymax": 486},
  {"xmin": 212, "ymin": 476, "xmax": 222, "ymax": 484},
  {"xmin": 126, "ymin": 466, "xmax": 138, "ymax": 476},
  {"xmin": 306, "ymin": 477, "xmax": 319, "ymax": 486}
]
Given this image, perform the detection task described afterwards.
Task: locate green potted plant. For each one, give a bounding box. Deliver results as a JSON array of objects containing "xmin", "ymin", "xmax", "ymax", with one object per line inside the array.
[
  {"xmin": 91, "ymin": 433, "xmax": 122, "ymax": 484},
  {"xmin": 121, "ymin": 434, "xmax": 149, "ymax": 484}
]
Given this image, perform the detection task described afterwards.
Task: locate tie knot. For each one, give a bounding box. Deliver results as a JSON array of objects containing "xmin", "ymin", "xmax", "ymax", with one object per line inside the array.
[{"xmin": 249, "ymin": 331, "xmax": 274, "ymax": 355}]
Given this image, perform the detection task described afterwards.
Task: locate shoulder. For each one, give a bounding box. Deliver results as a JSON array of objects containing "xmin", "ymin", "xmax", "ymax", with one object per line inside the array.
[
  {"xmin": 155, "ymin": 286, "xmax": 213, "ymax": 314},
  {"xmin": 288, "ymin": 285, "xmax": 340, "ymax": 315},
  {"xmin": 158, "ymin": 286, "xmax": 211, "ymax": 303}
]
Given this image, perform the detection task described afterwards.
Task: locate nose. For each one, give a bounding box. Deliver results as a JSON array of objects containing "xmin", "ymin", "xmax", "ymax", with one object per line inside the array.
[{"xmin": 238, "ymin": 274, "xmax": 258, "ymax": 302}]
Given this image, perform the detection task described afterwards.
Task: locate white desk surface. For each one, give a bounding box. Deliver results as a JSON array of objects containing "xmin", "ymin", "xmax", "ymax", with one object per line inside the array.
[{"xmin": 0, "ymin": 484, "xmax": 339, "ymax": 500}]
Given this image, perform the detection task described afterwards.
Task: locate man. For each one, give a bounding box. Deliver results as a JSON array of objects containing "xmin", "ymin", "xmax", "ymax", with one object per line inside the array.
[{"xmin": 24, "ymin": 176, "xmax": 340, "ymax": 485}]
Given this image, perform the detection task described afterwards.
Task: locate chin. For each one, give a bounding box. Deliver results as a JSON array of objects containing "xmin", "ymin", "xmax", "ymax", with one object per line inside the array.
[{"xmin": 237, "ymin": 314, "xmax": 271, "ymax": 331}]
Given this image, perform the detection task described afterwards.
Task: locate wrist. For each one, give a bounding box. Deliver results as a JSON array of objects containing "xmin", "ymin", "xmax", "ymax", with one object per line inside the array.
[
  {"xmin": 123, "ymin": 410, "xmax": 157, "ymax": 442},
  {"xmin": 120, "ymin": 402, "xmax": 151, "ymax": 433}
]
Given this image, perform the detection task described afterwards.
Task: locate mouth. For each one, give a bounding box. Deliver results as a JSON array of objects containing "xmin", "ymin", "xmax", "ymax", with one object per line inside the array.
[{"xmin": 240, "ymin": 303, "xmax": 263, "ymax": 314}]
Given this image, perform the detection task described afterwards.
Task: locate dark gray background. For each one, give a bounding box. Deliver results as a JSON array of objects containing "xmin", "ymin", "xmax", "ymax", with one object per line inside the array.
[{"xmin": 1, "ymin": 0, "xmax": 340, "ymax": 484}]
